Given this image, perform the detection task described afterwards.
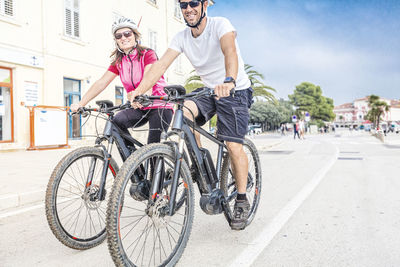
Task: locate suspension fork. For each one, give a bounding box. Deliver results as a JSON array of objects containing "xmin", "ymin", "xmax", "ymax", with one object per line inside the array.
[
  {"xmin": 85, "ymin": 157, "xmax": 97, "ymax": 189},
  {"xmin": 150, "ymin": 155, "xmax": 165, "ymax": 201},
  {"xmin": 166, "ymin": 131, "xmax": 185, "ymax": 216},
  {"xmin": 97, "ymin": 138, "xmax": 114, "ymax": 201}
]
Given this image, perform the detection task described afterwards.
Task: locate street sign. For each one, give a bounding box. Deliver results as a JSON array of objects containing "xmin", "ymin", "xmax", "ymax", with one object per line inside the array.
[
  {"xmin": 305, "ymin": 112, "xmax": 310, "ymax": 122},
  {"xmin": 292, "ymin": 115, "xmax": 297, "ymax": 122}
]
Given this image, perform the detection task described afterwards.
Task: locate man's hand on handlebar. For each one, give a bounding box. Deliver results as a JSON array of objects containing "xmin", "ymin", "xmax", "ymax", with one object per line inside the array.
[{"xmin": 214, "ymin": 82, "xmax": 235, "ymax": 100}]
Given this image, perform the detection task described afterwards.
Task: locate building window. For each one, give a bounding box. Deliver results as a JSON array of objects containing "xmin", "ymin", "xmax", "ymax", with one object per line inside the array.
[
  {"xmin": 115, "ymin": 86, "xmax": 124, "ymax": 106},
  {"xmin": 148, "ymin": 30, "xmax": 157, "ymax": 52},
  {"xmin": 174, "ymin": 1, "xmax": 182, "ymax": 19},
  {"xmin": 0, "ymin": 0, "xmax": 14, "ymax": 17},
  {"xmin": 63, "ymin": 78, "xmax": 81, "ymax": 138},
  {"xmin": 175, "ymin": 55, "xmax": 183, "ymax": 74},
  {"xmin": 0, "ymin": 67, "xmax": 13, "ymax": 142},
  {"xmin": 64, "ymin": 0, "xmax": 80, "ymax": 38}
]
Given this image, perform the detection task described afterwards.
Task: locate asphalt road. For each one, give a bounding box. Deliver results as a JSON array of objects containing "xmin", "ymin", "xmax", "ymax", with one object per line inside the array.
[{"xmin": 1, "ymin": 130, "xmax": 400, "ymax": 267}]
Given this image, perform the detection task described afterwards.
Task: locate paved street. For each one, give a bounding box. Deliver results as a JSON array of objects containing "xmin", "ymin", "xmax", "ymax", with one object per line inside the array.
[{"xmin": 1, "ymin": 129, "xmax": 400, "ymax": 266}]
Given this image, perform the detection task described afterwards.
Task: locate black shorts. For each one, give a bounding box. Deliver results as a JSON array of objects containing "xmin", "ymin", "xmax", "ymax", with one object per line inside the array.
[{"xmin": 191, "ymin": 87, "xmax": 253, "ymax": 144}]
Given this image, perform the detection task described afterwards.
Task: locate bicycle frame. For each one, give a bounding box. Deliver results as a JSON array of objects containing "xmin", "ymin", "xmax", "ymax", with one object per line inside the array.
[
  {"xmin": 148, "ymin": 96, "xmax": 232, "ymax": 221},
  {"xmin": 80, "ymin": 103, "xmax": 144, "ymax": 201}
]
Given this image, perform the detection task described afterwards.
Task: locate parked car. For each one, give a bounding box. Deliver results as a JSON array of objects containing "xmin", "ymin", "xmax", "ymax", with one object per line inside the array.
[
  {"xmin": 389, "ymin": 123, "xmax": 400, "ymax": 133},
  {"xmin": 248, "ymin": 125, "xmax": 262, "ymax": 135},
  {"xmin": 254, "ymin": 127, "xmax": 262, "ymax": 134}
]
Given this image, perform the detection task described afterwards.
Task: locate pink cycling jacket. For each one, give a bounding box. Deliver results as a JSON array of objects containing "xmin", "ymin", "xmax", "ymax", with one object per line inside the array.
[{"xmin": 108, "ymin": 49, "xmax": 173, "ymax": 110}]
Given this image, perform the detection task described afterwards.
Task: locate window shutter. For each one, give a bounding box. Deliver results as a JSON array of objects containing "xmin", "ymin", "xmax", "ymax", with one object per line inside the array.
[
  {"xmin": 4, "ymin": 0, "xmax": 13, "ymax": 16},
  {"xmin": 64, "ymin": 0, "xmax": 80, "ymax": 38},
  {"xmin": 73, "ymin": 11, "xmax": 79, "ymax": 37},
  {"xmin": 65, "ymin": 8, "xmax": 72, "ymax": 35},
  {"xmin": 1, "ymin": 0, "xmax": 14, "ymax": 17}
]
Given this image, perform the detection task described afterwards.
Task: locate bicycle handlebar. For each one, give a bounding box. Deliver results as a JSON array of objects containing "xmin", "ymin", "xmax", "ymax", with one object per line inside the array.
[
  {"xmin": 72, "ymin": 101, "xmax": 132, "ymax": 116},
  {"xmin": 134, "ymin": 87, "xmax": 235, "ymax": 104},
  {"xmin": 71, "ymin": 87, "xmax": 235, "ymax": 116}
]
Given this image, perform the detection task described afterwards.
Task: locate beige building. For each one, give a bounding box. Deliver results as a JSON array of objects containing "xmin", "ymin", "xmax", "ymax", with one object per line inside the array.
[
  {"xmin": 0, "ymin": 0, "xmax": 202, "ymax": 150},
  {"xmin": 333, "ymin": 97, "xmax": 400, "ymax": 127}
]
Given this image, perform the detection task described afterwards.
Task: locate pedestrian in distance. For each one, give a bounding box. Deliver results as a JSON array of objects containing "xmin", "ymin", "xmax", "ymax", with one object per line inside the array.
[
  {"xmin": 70, "ymin": 17, "xmax": 173, "ymax": 145},
  {"xmin": 299, "ymin": 119, "xmax": 305, "ymax": 139},
  {"xmin": 129, "ymin": 0, "xmax": 254, "ymax": 230},
  {"xmin": 280, "ymin": 123, "xmax": 286, "ymax": 136},
  {"xmin": 294, "ymin": 122, "xmax": 300, "ymax": 139}
]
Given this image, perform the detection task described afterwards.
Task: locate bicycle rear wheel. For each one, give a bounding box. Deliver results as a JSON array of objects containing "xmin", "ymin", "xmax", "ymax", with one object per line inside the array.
[
  {"xmin": 45, "ymin": 147, "xmax": 118, "ymax": 249},
  {"xmin": 106, "ymin": 143, "xmax": 195, "ymax": 267},
  {"xmin": 221, "ymin": 138, "xmax": 262, "ymax": 226}
]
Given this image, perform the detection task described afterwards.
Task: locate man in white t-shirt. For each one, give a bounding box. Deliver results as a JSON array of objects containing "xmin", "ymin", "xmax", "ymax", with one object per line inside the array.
[{"xmin": 129, "ymin": 0, "xmax": 253, "ymax": 230}]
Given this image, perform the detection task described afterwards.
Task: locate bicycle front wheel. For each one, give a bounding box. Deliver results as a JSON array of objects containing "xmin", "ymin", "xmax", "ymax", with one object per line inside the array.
[
  {"xmin": 221, "ymin": 138, "xmax": 262, "ymax": 226},
  {"xmin": 45, "ymin": 147, "xmax": 118, "ymax": 249},
  {"xmin": 106, "ymin": 143, "xmax": 195, "ymax": 267}
]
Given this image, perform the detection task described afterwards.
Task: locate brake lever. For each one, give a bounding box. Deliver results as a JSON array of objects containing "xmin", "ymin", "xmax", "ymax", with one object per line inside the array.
[{"xmin": 134, "ymin": 95, "xmax": 152, "ymax": 107}]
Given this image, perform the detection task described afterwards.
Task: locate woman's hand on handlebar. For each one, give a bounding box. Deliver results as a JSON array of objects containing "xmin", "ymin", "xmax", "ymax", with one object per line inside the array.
[
  {"xmin": 70, "ymin": 103, "xmax": 83, "ymax": 113},
  {"xmin": 128, "ymin": 91, "xmax": 143, "ymax": 109}
]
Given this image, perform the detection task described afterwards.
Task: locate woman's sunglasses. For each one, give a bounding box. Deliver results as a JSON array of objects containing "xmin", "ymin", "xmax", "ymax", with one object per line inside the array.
[
  {"xmin": 115, "ymin": 30, "xmax": 133, "ymax": 40},
  {"xmin": 180, "ymin": 1, "xmax": 201, "ymax": 9}
]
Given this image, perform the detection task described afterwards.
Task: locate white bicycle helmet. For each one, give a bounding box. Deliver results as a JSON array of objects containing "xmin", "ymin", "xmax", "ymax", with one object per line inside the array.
[{"xmin": 112, "ymin": 17, "xmax": 138, "ymax": 35}]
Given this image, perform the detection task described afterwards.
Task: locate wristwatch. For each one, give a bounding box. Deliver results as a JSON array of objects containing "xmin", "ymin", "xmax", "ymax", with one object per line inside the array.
[{"xmin": 224, "ymin": 76, "xmax": 236, "ymax": 87}]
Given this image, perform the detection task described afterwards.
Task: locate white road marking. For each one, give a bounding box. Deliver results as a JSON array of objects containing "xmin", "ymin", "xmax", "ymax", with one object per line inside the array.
[
  {"xmin": 0, "ymin": 203, "xmax": 44, "ymax": 219},
  {"xmin": 229, "ymin": 143, "xmax": 339, "ymax": 267}
]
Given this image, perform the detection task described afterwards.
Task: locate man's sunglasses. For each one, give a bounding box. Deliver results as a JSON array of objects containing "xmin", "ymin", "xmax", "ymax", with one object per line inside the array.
[
  {"xmin": 115, "ymin": 30, "xmax": 133, "ymax": 40},
  {"xmin": 180, "ymin": 1, "xmax": 201, "ymax": 9}
]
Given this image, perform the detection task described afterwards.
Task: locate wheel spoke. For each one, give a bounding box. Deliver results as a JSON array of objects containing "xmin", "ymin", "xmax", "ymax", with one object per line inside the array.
[
  {"xmin": 109, "ymin": 144, "xmax": 194, "ymax": 266},
  {"xmin": 47, "ymin": 150, "xmax": 114, "ymax": 245}
]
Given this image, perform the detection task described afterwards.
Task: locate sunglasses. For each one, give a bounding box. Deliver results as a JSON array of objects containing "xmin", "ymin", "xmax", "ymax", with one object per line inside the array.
[
  {"xmin": 180, "ymin": 1, "xmax": 201, "ymax": 9},
  {"xmin": 114, "ymin": 30, "xmax": 133, "ymax": 40}
]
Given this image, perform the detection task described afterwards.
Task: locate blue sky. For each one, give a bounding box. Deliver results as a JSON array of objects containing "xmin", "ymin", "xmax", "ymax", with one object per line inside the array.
[{"xmin": 208, "ymin": 0, "xmax": 400, "ymax": 105}]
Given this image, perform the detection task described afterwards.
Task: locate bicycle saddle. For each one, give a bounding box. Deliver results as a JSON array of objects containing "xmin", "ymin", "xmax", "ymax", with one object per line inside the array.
[
  {"xmin": 164, "ymin": 85, "xmax": 186, "ymax": 96},
  {"xmin": 95, "ymin": 100, "xmax": 114, "ymax": 108}
]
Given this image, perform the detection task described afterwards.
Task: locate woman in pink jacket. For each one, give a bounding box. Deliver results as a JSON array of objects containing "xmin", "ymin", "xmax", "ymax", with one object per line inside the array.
[{"xmin": 71, "ymin": 17, "xmax": 173, "ymax": 144}]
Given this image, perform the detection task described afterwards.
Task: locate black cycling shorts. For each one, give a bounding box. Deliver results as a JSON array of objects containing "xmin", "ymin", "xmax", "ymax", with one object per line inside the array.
[{"xmin": 191, "ymin": 87, "xmax": 253, "ymax": 144}]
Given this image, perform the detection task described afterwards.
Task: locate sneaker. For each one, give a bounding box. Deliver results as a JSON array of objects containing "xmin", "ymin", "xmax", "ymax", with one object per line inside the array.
[{"xmin": 230, "ymin": 198, "xmax": 250, "ymax": 230}]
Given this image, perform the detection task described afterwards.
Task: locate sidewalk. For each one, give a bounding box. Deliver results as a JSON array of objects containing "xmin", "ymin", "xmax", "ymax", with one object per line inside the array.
[{"xmin": 0, "ymin": 134, "xmax": 282, "ymax": 212}]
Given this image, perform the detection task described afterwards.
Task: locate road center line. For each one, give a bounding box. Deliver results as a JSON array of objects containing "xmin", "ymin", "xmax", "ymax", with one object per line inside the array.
[{"xmin": 229, "ymin": 143, "xmax": 339, "ymax": 267}]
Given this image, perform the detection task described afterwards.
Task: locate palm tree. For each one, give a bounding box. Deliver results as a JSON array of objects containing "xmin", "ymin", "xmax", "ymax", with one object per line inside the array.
[
  {"xmin": 184, "ymin": 65, "xmax": 276, "ymax": 102},
  {"xmin": 245, "ymin": 64, "xmax": 276, "ymax": 102},
  {"xmin": 366, "ymin": 95, "xmax": 390, "ymax": 129},
  {"xmin": 183, "ymin": 70, "xmax": 203, "ymax": 93}
]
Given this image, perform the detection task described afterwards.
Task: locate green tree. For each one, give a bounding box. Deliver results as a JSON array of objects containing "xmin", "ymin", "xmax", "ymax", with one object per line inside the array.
[
  {"xmin": 288, "ymin": 82, "xmax": 335, "ymax": 122},
  {"xmin": 183, "ymin": 71, "xmax": 203, "ymax": 93},
  {"xmin": 249, "ymin": 100, "xmax": 292, "ymax": 130},
  {"xmin": 245, "ymin": 64, "xmax": 276, "ymax": 102},
  {"xmin": 366, "ymin": 95, "xmax": 390, "ymax": 128},
  {"xmin": 184, "ymin": 65, "xmax": 278, "ymax": 129}
]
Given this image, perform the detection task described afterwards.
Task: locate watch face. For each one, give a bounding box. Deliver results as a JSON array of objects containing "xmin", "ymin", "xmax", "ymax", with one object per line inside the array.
[{"xmin": 224, "ymin": 77, "xmax": 235, "ymax": 83}]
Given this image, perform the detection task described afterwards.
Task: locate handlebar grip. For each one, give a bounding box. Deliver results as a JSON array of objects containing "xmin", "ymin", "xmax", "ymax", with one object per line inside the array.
[{"xmin": 120, "ymin": 101, "xmax": 131, "ymax": 109}]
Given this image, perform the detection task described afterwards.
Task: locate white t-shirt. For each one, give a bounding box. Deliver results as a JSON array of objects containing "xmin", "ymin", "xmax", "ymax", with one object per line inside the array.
[{"xmin": 169, "ymin": 16, "xmax": 251, "ymax": 90}]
